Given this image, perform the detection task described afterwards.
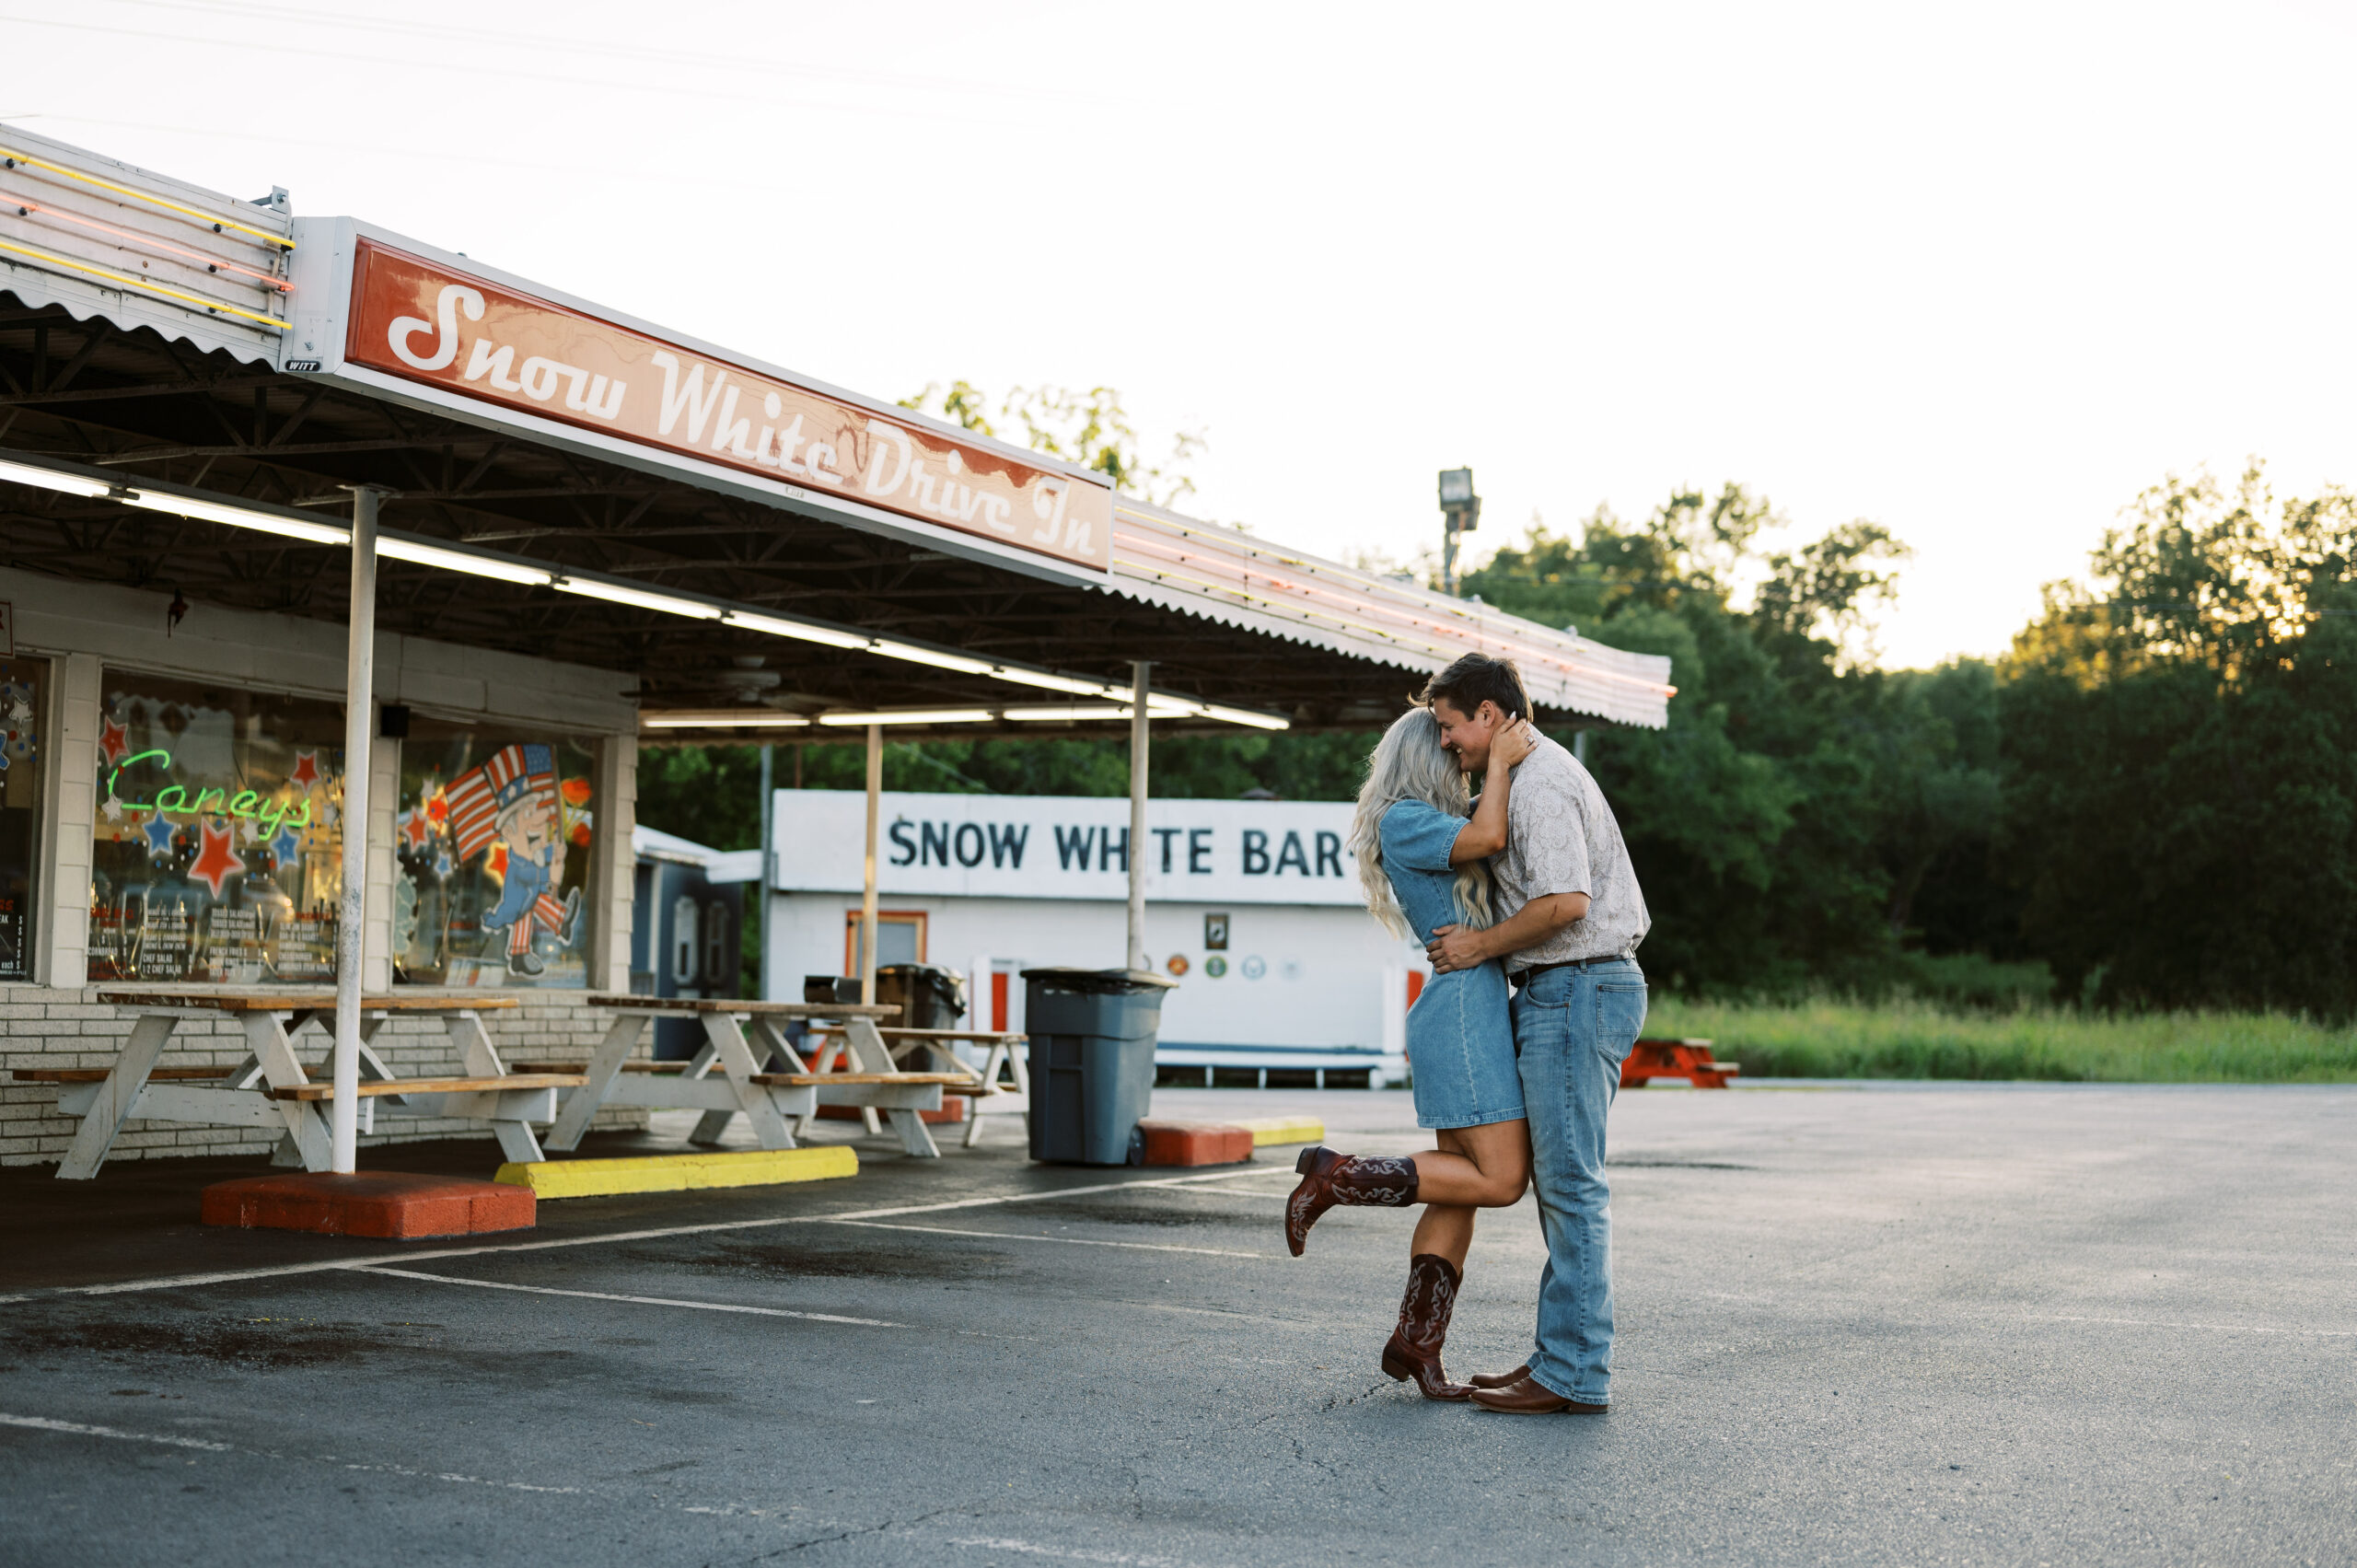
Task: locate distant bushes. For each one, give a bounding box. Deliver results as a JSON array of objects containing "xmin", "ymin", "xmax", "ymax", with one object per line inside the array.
[{"xmin": 1644, "ymin": 995, "xmax": 2357, "ymax": 1083}]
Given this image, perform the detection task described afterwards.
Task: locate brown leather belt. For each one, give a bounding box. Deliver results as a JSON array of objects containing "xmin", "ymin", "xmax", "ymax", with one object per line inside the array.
[{"xmin": 1508, "ymin": 954, "xmax": 1630, "ymax": 988}]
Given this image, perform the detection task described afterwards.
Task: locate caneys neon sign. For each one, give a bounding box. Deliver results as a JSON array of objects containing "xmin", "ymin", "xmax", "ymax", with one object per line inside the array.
[{"xmin": 104, "ymin": 749, "xmax": 316, "ymax": 835}]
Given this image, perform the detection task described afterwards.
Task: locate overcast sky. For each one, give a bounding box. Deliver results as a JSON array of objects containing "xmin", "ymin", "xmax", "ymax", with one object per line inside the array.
[{"xmin": 9, "ymin": 0, "xmax": 2354, "ymax": 668}]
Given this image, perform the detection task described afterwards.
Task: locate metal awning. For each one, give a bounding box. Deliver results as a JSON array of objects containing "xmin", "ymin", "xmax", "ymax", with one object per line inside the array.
[{"xmin": 0, "ymin": 122, "xmax": 1672, "ymax": 731}]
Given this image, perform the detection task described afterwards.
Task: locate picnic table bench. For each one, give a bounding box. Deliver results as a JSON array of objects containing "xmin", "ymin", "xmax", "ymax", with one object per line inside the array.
[
  {"xmin": 803, "ymin": 1025, "xmax": 1031, "ymax": 1148},
  {"xmin": 546, "ymin": 997, "xmax": 969, "ymax": 1159},
  {"xmin": 1621, "ymin": 1037, "xmax": 1741, "ymax": 1089},
  {"xmin": 30, "ymin": 991, "xmax": 579, "ymax": 1179}
]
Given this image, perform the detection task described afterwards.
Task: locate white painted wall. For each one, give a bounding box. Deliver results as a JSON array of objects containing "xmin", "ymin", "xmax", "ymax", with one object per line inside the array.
[{"xmin": 766, "ymin": 889, "xmax": 1420, "ymax": 1047}]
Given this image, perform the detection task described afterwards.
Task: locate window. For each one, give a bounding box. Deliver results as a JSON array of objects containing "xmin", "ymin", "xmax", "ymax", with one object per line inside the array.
[
  {"xmin": 670, "ymin": 895, "xmax": 698, "ymax": 986},
  {"xmin": 90, "ymin": 673, "xmax": 343, "ymax": 984},
  {"xmin": 701, "ymin": 900, "xmax": 729, "ymax": 983},
  {"xmin": 0, "ymin": 657, "xmax": 45, "ymax": 981},
  {"xmin": 843, "ymin": 910, "xmax": 925, "ymax": 973},
  {"xmin": 393, "ymin": 721, "xmax": 598, "ymax": 988}
]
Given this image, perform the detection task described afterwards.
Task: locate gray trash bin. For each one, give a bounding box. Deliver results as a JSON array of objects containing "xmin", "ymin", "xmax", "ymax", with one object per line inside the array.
[{"xmin": 1023, "ymin": 968, "xmax": 1178, "ymax": 1165}]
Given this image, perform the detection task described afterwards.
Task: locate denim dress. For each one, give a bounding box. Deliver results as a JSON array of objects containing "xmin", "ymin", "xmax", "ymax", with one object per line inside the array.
[{"xmin": 1381, "ymin": 799, "xmax": 1524, "ymax": 1130}]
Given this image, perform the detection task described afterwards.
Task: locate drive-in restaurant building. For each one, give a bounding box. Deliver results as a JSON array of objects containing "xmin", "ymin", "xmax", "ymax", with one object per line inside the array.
[{"xmin": 0, "ymin": 123, "xmax": 1673, "ymax": 1169}]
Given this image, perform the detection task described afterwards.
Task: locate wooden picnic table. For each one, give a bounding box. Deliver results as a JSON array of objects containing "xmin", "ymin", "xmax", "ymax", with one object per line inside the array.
[
  {"xmin": 803, "ymin": 1025, "xmax": 1032, "ymax": 1149},
  {"xmin": 28, "ymin": 991, "xmax": 577, "ymax": 1179},
  {"xmin": 547, "ymin": 997, "xmax": 967, "ymax": 1159}
]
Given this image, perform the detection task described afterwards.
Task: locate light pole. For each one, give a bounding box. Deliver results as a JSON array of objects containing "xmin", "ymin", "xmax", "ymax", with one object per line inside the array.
[{"xmin": 1438, "ymin": 467, "xmax": 1480, "ymax": 596}]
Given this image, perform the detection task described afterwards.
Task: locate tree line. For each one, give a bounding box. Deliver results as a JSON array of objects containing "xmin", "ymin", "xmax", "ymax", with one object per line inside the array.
[{"xmin": 638, "ymin": 390, "xmax": 2357, "ymax": 1016}]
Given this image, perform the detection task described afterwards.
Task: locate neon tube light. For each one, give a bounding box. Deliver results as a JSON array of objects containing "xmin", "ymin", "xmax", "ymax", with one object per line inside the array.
[
  {"xmin": 0, "ymin": 237, "xmax": 290, "ymax": 332},
  {"xmin": 554, "ymin": 578, "xmax": 724, "ymax": 619},
  {"xmin": 0, "ymin": 141, "xmax": 294, "ymax": 250},
  {"xmin": 8, "ymin": 198, "xmax": 293, "ymax": 291},
  {"xmin": 377, "ymin": 537, "xmax": 554, "ymax": 586}
]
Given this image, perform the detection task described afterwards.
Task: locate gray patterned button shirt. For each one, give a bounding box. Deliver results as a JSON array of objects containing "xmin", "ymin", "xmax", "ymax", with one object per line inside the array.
[{"xmin": 1489, "ymin": 731, "xmax": 1650, "ymax": 970}]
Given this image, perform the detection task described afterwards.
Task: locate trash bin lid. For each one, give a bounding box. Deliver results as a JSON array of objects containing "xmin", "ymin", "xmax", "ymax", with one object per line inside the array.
[{"xmin": 1019, "ymin": 966, "xmax": 1179, "ymax": 993}]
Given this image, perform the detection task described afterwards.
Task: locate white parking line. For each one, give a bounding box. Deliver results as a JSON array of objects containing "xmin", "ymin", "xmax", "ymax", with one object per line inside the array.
[
  {"xmin": 2033, "ymin": 1313, "xmax": 2357, "ymax": 1338},
  {"xmin": 9, "ymin": 1167, "xmax": 1282, "ymax": 1303},
  {"xmin": 352, "ymin": 1266, "xmax": 907, "ymax": 1326},
  {"xmin": 0, "ymin": 1412, "xmax": 234, "ymax": 1451},
  {"xmin": 819, "ymin": 1218, "xmax": 1266, "ymax": 1259}
]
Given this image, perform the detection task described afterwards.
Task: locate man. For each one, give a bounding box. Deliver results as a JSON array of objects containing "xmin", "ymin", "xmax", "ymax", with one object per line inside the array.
[{"xmin": 1422, "ymin": 653, "xmax": 1650, "ymax": 1414}]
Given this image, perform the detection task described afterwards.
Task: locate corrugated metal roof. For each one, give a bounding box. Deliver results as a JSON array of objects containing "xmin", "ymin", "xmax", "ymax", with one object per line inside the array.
[
  {"xmin": 0, "ymin": 124, "xmax": 1671, "ymax": 729},
  {"xmin": 1109, "ymin": 501, "xmax": 1672, "ymax": 727}
]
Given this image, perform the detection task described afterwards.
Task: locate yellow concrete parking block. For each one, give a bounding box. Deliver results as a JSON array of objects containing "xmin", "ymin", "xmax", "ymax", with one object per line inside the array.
[
  {"xmin": 494, "ymin": 1144, "xmax": 858, "ymax": 1199},
  {"xmin": 1230, "ymin": 1117, "xmax": 1324, "ymax": 1148}
]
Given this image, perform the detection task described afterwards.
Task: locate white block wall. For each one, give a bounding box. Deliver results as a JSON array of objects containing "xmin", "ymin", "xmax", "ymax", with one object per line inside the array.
[{"xmin": 0, "ymin": 569, "xmax": 654, "ymax": 1167}]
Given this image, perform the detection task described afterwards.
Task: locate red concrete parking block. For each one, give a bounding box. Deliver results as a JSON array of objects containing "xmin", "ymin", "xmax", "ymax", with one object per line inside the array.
[
  {"xmin": 201, "ymin": 1171, "xmax": 536, "ymax": 1238},
  {"xmin": 1137, "ymin": 1120, "xmax": 1256, "ymax": 1167}
]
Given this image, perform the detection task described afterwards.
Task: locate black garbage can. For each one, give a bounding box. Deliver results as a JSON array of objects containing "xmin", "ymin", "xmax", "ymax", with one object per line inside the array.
[
  {"xmin": 804, "ymin": 967, "xmax": 967, "ymax": 1027},
  {"xmin": 875, "ymin": 963, "xmax": 966, "ymax": 1031},
  {"xmin": 1023, "ymin": 968, "xmax": 1178, "ymax": 1165}
]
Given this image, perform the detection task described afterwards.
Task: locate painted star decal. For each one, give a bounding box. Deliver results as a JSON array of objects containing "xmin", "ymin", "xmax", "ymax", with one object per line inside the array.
[
  {"xmin": 432, "ymin": 849, "xmax": 454, "ymax": 880},
  {"xmin": 100, "ymin": 716, "xmax": 130, "ymax": 766},
  {"xmin": 102, "ymin": 795, "xmax": 126, "ymax": 822},
  {"xmin": 486, "ymin": 842, "xmax": 508, "ymax": 880},
  {"xmin": 189, "ymin": 819, "xmax": 242, "ymax": 897},
  {"xmin": 400, "ymin": 808, "xmax": 431, "ymax": 852},
  {"xmin": 289, "ymin": 750, "xmax": 320, "ymax": 790},
  {"xmin": 270, "ymin": 825, "xmax": 301, "ymax": 865},
  {"xmin": 424, "ymin": 788, "xmax": 448, "ymax": 826},
  {"xmin": 143, "ymin": 809, "xmax": 177, "ymax": 860}
]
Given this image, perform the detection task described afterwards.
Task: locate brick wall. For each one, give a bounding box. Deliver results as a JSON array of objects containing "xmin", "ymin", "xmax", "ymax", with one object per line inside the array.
[{"xmin": 0, "ymin": 984, "xmax": 650, "ymax": 1167}]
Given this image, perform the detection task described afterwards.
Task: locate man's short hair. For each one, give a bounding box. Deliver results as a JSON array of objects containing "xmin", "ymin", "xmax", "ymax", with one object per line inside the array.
[{"xmin": 1421, "ymin": 653, "xmax": 1531, "ymax": 722}]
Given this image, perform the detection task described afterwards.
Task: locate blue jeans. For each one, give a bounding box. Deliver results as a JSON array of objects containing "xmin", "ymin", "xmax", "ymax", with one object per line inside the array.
[{"xmin": 1511, "ymin": 958, "xmax": 1647, "ymax": 1403}]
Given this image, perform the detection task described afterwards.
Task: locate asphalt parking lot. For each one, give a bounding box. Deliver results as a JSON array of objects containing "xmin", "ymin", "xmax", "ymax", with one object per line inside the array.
[{"xmin": 2, "ymin": 1083, "xmax": 2352, "ymax": 1568}]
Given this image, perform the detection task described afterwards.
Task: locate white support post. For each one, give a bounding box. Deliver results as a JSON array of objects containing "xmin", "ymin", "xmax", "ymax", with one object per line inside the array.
[
  {"xmin": 331, "ymin": 484, "xmax": 387, "ymax": 1174},
  {"xmin": 1127, "ymin": 660, "xmax": 1150, "ymax": 973},
  {"xmin": 861, "ymin": 722, "xmax": 881, "ymax": 1006}
]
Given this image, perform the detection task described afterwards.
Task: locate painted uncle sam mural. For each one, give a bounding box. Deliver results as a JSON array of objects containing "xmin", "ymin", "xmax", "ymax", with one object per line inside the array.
[{"xmin": 444, "ymin": 742, "xmax": 581, "ymax": 976}]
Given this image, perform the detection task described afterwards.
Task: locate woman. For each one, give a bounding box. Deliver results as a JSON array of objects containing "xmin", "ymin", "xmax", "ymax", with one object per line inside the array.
[{"xmin": 1284, "ymin": 703, "xmax": 1535, "ymax": 1400}]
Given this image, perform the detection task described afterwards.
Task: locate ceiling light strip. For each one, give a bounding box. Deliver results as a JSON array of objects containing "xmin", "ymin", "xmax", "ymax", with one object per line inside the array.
[
  {"xmin": 815, "ymin": 709, "xmax": 997, "ymax": 726},
  {"xmin": 0, "ymin": 455, "xmax": 115, "ymax": 499},
  {"xmin": 0, "ymin": 450, "xmax": 1304, "ymax": 728},
  {"xmin": 122, "ymin": 489, "xmax": 350, "ymax": 544},
  {"xmin": 552, "ymin": 577, "xmax": 723, "ymax": 619}
]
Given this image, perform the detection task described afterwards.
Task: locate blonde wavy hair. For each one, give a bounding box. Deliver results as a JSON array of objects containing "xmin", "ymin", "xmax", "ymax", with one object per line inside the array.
[{"xmin": 1349, "ymin": 706, "xmax": 1495, "ymax": 939}]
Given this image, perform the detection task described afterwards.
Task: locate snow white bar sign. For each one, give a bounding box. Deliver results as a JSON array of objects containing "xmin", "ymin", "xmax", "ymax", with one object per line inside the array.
[{"xmin": 342, "ymin": 239, "xmax": 1113, "ymax": 571}]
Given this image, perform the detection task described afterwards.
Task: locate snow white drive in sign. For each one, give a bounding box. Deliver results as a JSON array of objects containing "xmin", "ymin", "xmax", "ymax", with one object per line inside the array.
[{"xmin": 342, "ymin": 240, "xmax": 1113, "ymax": 572}]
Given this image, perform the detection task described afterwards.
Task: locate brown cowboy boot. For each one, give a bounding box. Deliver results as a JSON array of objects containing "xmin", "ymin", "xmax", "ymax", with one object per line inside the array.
[
  {"xmin": 1284, "ymin": 1146, "xmax": 1417, "ymax": 1256},
  {"xmin": 1381, "ymin": 1253, "xmax": 1471, "ymax": 1400},
  {"xmin": 1469, "ymin": 1364, "xmax": 1529, "ymax": 1389}
]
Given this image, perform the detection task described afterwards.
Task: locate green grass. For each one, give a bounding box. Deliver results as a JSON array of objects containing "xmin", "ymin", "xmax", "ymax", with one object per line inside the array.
[{"xmin": 1642, "ymin": 996, "xmax": 2357, "ymax": 1083}]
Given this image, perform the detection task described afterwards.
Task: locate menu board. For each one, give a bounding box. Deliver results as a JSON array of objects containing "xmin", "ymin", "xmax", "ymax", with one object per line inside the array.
[
  {"xmin": 89, "ymin": 674, "xmax": 343, "ymax": 984},
  {"xmin": 0, "ymin": 657, "xmax": 43, "ymax": 981},
  {"xmin": 392, "ymin": 721, "xmax": 598, "ymax": 988}
]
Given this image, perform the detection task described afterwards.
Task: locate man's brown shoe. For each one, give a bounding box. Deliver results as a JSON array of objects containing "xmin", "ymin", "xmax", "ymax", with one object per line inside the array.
[
  {"xmin": 1467, "ymin": 1375, "xmax": 1608, "ymax": 1415},
  {"xmin": 1468, "ymin": 1364, "xmax": 1529, "ymax": 1390}
]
